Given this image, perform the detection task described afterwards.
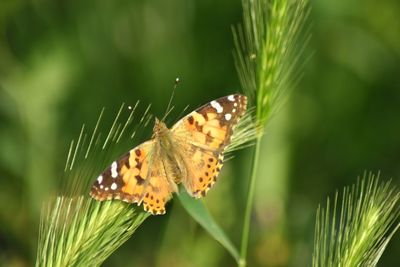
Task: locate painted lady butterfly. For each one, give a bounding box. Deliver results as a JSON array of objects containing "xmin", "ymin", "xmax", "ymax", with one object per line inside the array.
[{"xmin": 90, "ymin": 94, "xmax": 247, "ymax": 215}]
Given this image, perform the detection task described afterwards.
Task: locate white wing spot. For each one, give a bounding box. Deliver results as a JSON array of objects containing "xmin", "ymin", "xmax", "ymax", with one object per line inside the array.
[
  {"xmin": 111, "ymin": 183, "xmax": 117, "ymax": 190},
  {"xmin": 111, "ymin": 161, "xmax": 118, "ymax": 178},
  {"xmin": 100, "ymin": 185, "xmax": 104, "ymax": 189},
  {"xmin": 232, "ymin": 108, "xmax": 236, "ymax": 113},
  {"xmin": 234, "ymin": 102, "xmax": 238, "ymax": 107},
  {"xmin": 228, "ymin": 95, "xmax": 235, "ymax": 101},
  {"xmin": 97, "ymin": 175, "xmax": 103, "ymax": 184},
  {"xmin": 211, "ymin": 100, "xmax": 223, "ymax": 113},
  {"xmin": 225, "ymin": 113, "xmax": 232, "ymax": 121},
  {"xmin": 105, "ymin": 187, "xmax": 109, "ymax": 191}
]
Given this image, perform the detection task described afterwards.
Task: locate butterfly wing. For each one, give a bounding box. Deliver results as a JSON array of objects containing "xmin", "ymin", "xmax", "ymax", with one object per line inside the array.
[
  {"xmin": 171, "ymin": 94, "xmax": 247, "ymax": 197},
  {"xmin": 90, "ymin": 140, "xmax": 177, "ymax": 215}
]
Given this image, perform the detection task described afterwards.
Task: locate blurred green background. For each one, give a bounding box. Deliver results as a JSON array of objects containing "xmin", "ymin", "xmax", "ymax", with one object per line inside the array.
[{"xmin": 0, "ymin": 0, "xmax": 399, "ymax": 266}]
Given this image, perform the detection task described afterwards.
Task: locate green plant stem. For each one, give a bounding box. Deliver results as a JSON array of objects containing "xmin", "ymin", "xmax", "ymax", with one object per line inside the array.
[{"xmin": 239, "ymin": 136, "xmax": 262, "ymax": 267}]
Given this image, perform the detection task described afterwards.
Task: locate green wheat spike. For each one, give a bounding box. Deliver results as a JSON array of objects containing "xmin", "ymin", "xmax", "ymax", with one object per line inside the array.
[
  {"xmin": 36, "ymin": 103, "xmax": 151, "ymax": 267},
  {"xmin": 312, "ymin": 173, "xmax": 400, "ymax": 267},
  {"xmin": 232, "ymin": 1, "xmax": 310, "ymax": 266}
]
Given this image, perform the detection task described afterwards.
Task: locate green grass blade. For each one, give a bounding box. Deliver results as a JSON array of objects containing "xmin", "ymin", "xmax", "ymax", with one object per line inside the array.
[{"xmin": 178, "ymin": 191, "xmax": 240, "ymax": 263}]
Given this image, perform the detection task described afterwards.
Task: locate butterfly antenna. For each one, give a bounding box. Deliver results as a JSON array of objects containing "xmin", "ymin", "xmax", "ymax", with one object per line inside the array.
[{"xmin": 161, "ymin": 77, "xmax": 180, "ymax": 122}]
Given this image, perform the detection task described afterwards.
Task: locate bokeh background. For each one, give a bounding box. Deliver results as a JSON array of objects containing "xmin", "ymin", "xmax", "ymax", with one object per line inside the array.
[{"xmin": 0, "ymin": 0, "xmax": 399, "ymax": 266}]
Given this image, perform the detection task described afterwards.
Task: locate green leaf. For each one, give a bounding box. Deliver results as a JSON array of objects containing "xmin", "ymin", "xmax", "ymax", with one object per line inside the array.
[{"xmin": 178, "ymin": 191, "xmax": 240, "ymax": 263}]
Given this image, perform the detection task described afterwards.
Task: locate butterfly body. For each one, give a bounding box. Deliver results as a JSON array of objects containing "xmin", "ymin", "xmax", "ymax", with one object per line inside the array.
[
  {"xmin": 90, "ymin": 94, "xmax": 247, "ymax": 215},
  {"xmin": 151, "ymin": 118, "xmax": 186, "ymax": 184}
]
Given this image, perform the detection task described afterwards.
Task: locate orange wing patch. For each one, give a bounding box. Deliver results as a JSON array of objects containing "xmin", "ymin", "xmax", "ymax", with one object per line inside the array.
[
  {"xmin": 118, "ymin": 142, "xmax": 151, "ymax": 200},
  {"xmin": 181, "ymin": 111, "xmax": 228, "ymax": 149}
]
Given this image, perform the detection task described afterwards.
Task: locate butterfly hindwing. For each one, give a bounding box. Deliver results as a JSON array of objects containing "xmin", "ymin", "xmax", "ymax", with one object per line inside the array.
[
  {"xmin": 175, "ymin": 143, "xmax": 224, "ymax": 198},
  {"xmin": 141, "ymin": 148, "xmax": 177, "ymax": 214}
]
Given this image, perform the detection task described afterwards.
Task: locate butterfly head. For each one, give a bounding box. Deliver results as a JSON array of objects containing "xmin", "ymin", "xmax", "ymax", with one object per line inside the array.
[{"xmin": 153, "ymin": 117, "xmax": 169, "ymax": 138}]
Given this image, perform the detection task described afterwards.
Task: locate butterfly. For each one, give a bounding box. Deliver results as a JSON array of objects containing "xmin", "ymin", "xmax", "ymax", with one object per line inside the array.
[{"xmin": 90, "ymin": 94, "xmax": 247, "ymax": 215}]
